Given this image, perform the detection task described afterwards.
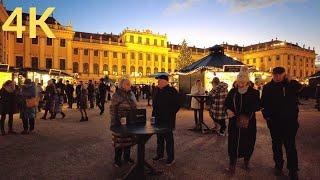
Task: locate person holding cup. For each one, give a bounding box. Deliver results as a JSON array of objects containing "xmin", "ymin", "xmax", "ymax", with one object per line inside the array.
[{"xmin": 109, "ymin": 78, "xmax": 137, "ymax": 168}]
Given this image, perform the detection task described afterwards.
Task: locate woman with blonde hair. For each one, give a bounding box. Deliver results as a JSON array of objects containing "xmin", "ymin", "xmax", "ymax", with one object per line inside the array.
[
  {"xmin": 224, "ymin": 66, "xmax": 261, "ymax": 174},
  {"xmin": 190, "ymin": 79, "xmax": 205, "ymax": 130}
]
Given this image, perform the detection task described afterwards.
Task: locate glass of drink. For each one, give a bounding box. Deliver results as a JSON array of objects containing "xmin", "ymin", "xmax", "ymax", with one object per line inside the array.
[{"xmin": 120, "ymin": 117, "xmax": 127, "ymax": 125}]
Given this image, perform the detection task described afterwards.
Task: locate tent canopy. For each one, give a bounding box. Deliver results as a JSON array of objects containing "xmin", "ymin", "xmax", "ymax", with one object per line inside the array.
[{"xmin": 179, "ymin": 45, "xmax": 243, "ymax": 73}]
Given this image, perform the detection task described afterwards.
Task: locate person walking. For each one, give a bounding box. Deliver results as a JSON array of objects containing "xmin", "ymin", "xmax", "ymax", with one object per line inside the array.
[
  {"xmin": 41, "ymin": 80, "xmax": 56, "ymax": 120},
  {"xmin": 190, "ymin": 79, "xmax": 205, "ymax": 130},
  {"xmin": 79, "ymin": 84, "xmax": 88, "ymax": 122},
  {"xmin": 76, "ymin": 81, "xmax": 83, "ymax": 109},
  {"xmin": 208, "ymin": 77, "xmax": 228, "ymax": 136},
  {"xmin": 261, "ymin": 67, "xmax": 302, "ymax": 179},
  {"xmin": 152, "ymin": 75, "xmax": 180, "ymax": 166},
  {"xmin": 109, "ymin": 78, "xmax": 137, "ymax": 167},
  {"xmin": 0, "ymin": 80, "xmax": 18, "ymax": 135},
  {"xmin": 97, "ymin": 78, "xmax": 107, "ymax": 115},
  {"xmin": 36, "ymin": 83, "xmax": 44, "ymax": 112},
  {"xmin": 19, "ymin": 79, "xmax": 37, "ymax": 134},
  {"xmin": 65, "ymin": 80, "xmax": 74, "ymax": 109},
  {"xmin": 52, "ymin": 88, "xmax": 66, "ymax": 119},
  {"xmin": 224, "ymin": 66, "xmax": 260, "ymax": 174},
  {"xmin": 87, "ymin": 80, "xmax": 95, "ymax": 109}
]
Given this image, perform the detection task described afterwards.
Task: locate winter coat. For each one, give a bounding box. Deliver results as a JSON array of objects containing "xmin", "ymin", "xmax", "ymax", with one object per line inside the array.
[
  {"xmin": 65, "ymin": 84, "xmax": 74, "ymax": 96},
  {"xmin": 208, "ymin": 82, "xmax": 228, "ymax": 120},
  {"xmin": 152, "ymin": 85, "xmax": 180, "ymax": 129},
  {"xmin": 0, "ymin": 86, "xmax": 17, "ymax": 115},
  {"xmin": 190, "ymin": 85, "xmax": 205, "ymax": 110},
  {"xmin": 19, "ymin": 83, "xmax": 37, "ymax": 119},
  {"xmin": 261, "ymin": 79, "xmax": 302, "ymax": 128},
  {"xmin": 109, "ymin": 89, "xmax": 137, "ymax": 127},
  {"xmin": 54, "ymin": 94, "xmax": 64, "ymax": 113},
  {"xmin": 43, "ymin": 85, "xmax": 56, "ymax": 112},
  {"xmin": 79, "ymin": 88, "xmax": 88, "ymax": 109}
]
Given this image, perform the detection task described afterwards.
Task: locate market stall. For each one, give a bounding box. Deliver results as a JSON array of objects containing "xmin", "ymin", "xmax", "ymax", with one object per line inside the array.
[{"xmin": 0, "ymin": 64, "xmax": 12, "ymax": 88}]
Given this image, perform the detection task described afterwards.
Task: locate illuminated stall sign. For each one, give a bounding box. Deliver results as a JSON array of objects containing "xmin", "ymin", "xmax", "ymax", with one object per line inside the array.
[
  {"xmin": 0, "ymin": 64, "xmax": 9, "ymax": 72},
  {"xmin": 223, "ymin": 65, "xmax": 243, "ymax": 72},
  {"xmin": 49, "ymin": 69, "xmax": 61, "ymax": 76}
]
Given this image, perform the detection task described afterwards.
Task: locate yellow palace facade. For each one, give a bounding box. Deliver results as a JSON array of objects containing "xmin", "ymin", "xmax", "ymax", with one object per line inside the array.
[{"xmin": 0, "ymin": 3, "xmax": 316, "ymax": 86}]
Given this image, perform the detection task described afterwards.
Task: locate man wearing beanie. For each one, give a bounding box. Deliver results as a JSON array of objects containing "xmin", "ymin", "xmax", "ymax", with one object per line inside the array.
[
  {"xmin": 152, "ymin": 75, "xmax": 180, "ymax": 166},
  {"xmin": 261, "ymin": 67, "xmax": 302, "ymax": 179}
]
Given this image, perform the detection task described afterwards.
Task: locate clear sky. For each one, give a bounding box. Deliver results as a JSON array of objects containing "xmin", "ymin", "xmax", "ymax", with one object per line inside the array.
[{"xmin": 4, "ymin": 0, "xmax": 320, "ymax": 54}]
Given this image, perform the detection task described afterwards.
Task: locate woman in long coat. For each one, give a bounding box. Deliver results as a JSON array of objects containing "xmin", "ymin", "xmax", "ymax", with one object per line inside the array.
[
  {"xmin": 110, "ymin": 78, "xmax": 137, "ymax": 168},
  {"xmin": 225, "ymin": 66, "xmax": 260, "ymax": 174},
  {"xmin": 190, "ymin": 79, "xmax": 205, "ymax": 129},
  {"xmin": 41, "ymin": 80, "xmax": 56, "ymax": 120},
  {"xmin": 0, "ymin": 80, "xmax": 17, "ymax": 135},
  {"xmin": 19, "ymin": 79, "xmax": 37, "ymax": 134}
]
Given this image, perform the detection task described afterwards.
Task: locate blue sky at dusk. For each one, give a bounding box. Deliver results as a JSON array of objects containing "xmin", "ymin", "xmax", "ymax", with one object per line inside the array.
[{"xmin": 4, "ymin": 0, "xmax": 320, "ymax": 54}]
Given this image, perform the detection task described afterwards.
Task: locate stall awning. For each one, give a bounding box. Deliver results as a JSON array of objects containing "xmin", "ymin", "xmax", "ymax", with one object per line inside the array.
[{"xmin": 179, "ymin": 45, "xmax": 243, "ymax": 74}]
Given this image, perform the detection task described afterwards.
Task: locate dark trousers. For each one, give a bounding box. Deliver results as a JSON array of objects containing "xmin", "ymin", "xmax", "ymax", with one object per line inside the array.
[
  {"xmin": 67, "ymin": 94, "xmax": 73, "ymax": 108},
  {"xmin": 114, "ymin": 147, "xmax": 131, "ymax": 162},
  {"xmin": 22, "ymin": 118, "xmax": 35, "ymax": 131},
  {"xmin": 1, "ymin": 113, "xmax": 13, "ymax": 132},
  {"xmin": 97, "ymin": 99, "xmax": 105, "ymax": 113},
  {"xmin": 269, "ymin": 125, "xmax": 299, "ymax": 172},
  {"xmin": 89, "ymin": 96, "xmax": 94, "ymax": 108},
  {"xmin": 156, "ymin": 131, "xmax": 174, "ymax": 160},
  {"xmin": 214, "ymin": 119, "xmax": 226, "ymax": 133}
]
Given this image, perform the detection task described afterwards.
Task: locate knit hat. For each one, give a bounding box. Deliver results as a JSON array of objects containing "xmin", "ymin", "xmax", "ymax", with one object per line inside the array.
[{"xmin": 237, "ymin": 66, "xmax": 250, "ymax": 83}]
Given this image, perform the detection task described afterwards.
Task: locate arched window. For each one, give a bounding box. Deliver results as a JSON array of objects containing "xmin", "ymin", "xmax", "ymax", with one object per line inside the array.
[
  {"xmin": 121, "ymin": 65, "xmax": 126, "ymax": 75},
  {"xmin": 168, "ymin": 69, "xmax": 172, "ymax": 73},
  {"xmin": 138, "ymin": 67, "xmax": 143, "ymax": 75},
  {"xmin": 161, "ymin": 68, "xmax": 165, "ymax": 72},
  {"xmin": 73, "ymin": 62, "xmax": 79, "ymax": 73},
  {"xmin": 83, "ymin": 63, "xmax": 89, "ymax": 74},
  {"xmin": 103, "ymin": 64, "xmax": 108, "ymax": 71},
  {"xmin": 93, "ymin": 63, "xmax": 99, "ymax": 74},
  {"xmin": 146, "ymin": 67, "xmax": 151, "ymax": 75},
  {"xmin": 154, "ymin": 67, "xmax": 158, "ymax": 73},
  {"xmin": 112, "ymin": 65, "xmax": 118, "ymax": 75},
  {"xmin": 130, "ymin": 66, "xmax": 135, "ymax": 75}
]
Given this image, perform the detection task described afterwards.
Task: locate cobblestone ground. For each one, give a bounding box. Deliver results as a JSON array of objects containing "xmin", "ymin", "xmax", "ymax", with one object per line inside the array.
[{"xmin": 0, "ymin": 99, "xmax": 319, "ymax": 180}]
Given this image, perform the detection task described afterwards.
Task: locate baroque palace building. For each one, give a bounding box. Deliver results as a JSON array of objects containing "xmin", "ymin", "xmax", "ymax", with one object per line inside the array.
[{"xmin": 0, "ymin": 3, "xmax": 317, "ymax": 85}]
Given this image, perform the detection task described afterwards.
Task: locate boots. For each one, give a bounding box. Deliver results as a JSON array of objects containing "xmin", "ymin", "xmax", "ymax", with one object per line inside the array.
[
  {"xmin": 289, "ymin": 171, "xmax": 298, "ymax": 180},
  {"xmin": 61, "ymin": 112, "xmax": 66, "ymax": 119}
]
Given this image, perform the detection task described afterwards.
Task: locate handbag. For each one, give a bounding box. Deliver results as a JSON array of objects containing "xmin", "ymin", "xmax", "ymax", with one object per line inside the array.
[
  {"xmin": 26, "ymin": 97, "xmax": 39, "ymax": 108},
  {"xmin": 233, "ymin": 93, "xmax": 249, "ymax": 129}
]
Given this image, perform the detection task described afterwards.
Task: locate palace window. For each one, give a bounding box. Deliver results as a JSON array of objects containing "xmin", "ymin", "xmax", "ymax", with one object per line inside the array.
[
  {"xmin": 32, "ymin": 36, "xmax": 38, "ymax": 44},
  {"xmin": 104, "ymin": 51, "xmax": 108, "ymax": 57},
  {"xmin": 161, "ymin": 68, "xmax": 165, "ymax": 72},
  {"xmin": 31, "ymin": 57, "xmax": 38, "ymax": 69},
  {"xmin": 16, "ymin": 35, "xmax": 23, "ymax": 43},
  {"xmin": 130, "ymin": 35, "xmax": 134, "ymax": 43},
  {"xmin": 138, "ymin": 36, "xmax": 142, "ymax": 44},
  {"xmin": 130, "ymin": 66, "xmax": 135, "ymax": 75},
  {"xmin": 83, "ymin": 63, "xmax": 89, "ymax": 74},
  {"xmin": 139, "ymin": 53, "xmax": 143, "ymax": 60},
  {"xmin": 154, "ymin": 39, "xmax": 157, "ymax": 46},
  {"xmin": 112, "ymin": 65, "xmax": 118, "ymax": 75},
  {"xmin": 146, "ymin": 38, "xmax": 150, "ymax": 45},
  {"xmin": 253, "ymin": 58, "xmax": 256, "ymax": 63},
  {"xmin": 161, "ymin": 40, "xmax": 164, "ymax": 47},
  {"xmin": 113, "ymin": 52, "xmax": 117, "ymax": 59},
  {"xmin": 168, "ymin": 69, "xmax": 172, "ymax": 73},
  {"xmin": 60, "ymin": 59, "xmax": 66, "ymax": 70},
  {"xmin": 46, "ymin": 58, "xmax": 53, "ymax": 69},
  {"xmin": 94, "ymin": 50, "xmax": 99, "ymax": 57},
  {"xmin": 146, "ymin": 67, "xmax": 151, "ymax": 75},
  {"xmin": 47, "ymin": 38, "xmax": 52, "ymax": 46},
  {"xmin": 131, "ymin": 52, "xmax": 135, "ymax": 59},
  {"xmin": 260, "ymin": 58, "xmax": 263, "ymax": 63},
  {"xmin": 162, "ymin": 56, "xmax": 165, "ymax": 63},
  {"xmin": 268, "ymin": 57, "xmax": 272, "ymax": 62},
  {"xmin": 147, "ymin": 54, "xmax": 151, "ymax": 61},
  {"xmin": 122, "ymin": 53, "xmax": 126, "ymax": 59},
  {"xmin": 93, "ymin": 63, "xmax": 99, "ymax": 74},
  {"xmin": 74, "ymin": 48, "xmax": 79, "ymax": 55},
  {"xmin": 84, "ymin": 49, "xmax": 89, "ymax": 56},
  {"xmin": 138, "ymin": 67, "xmax": 143, "ymax": 74},
  {"xmin": 154, "ymin": 55, "xmax": 158, "ymax": 61},
  {"xmin": 168, "ymin": 57, "xmax": 172, "ymax": 63},
  {"xmin": 60, "ymin": 39, "xmax": 66, "ymax": 47},
  {"xmin": 121, "ymin": 66, "xmax": 126, "ymax": 75},
  {"xmin": 103, "ymin": 64, "xmax": 108, "ymax": 71},
  {"xmin": 154, "ymin": 67, "xmax": 158, "ymax": 73},
  {"xmin": 73, "ymin": 62, "xmax": 79, "ymax": 73},
  {"xmin": 246, "ymin": 59, "xmax": 249, "ymax": 64},
  {"xmin": 276, "ymin": 55, "xmax": 280, "ymax": 61}
]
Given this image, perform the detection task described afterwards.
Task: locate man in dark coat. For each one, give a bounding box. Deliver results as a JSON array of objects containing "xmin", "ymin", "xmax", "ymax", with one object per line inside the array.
[
  {"xmin": 0, "ymin": 80, "xmax": 17, "ymax": 135},
  {"xmin": 76, "ymin": 81, "xmax": 83, "ymax": 109},
  {"xmin": 261, "ymin": 67, "xmax": 302, "ymax": 179},
  {"xmin": 97, "ymin": 78, "xmax": 107, "ymax": 115},
  {"xmin": 152, "ymin": 75, "xmax": 180, "ymax": 166},
  {"xmin": 87, "ymin": 80, "xmax": 95, "ymax": 108},
  {"xmin": 65, "ymin": 80, "xmax": 74, "ymax": 109}
]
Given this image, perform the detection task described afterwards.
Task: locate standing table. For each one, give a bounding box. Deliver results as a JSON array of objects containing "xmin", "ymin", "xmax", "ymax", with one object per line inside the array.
[
  {"xmin": 187, "ymin": 94, "xmax": 212, "ymax": 134},
  {"xmin": 111, "ymin": 123, "xmax": 170, "ymax": 180}
]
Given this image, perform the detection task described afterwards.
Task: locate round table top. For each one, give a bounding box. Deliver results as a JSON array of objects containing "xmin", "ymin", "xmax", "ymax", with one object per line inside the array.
[
  {"xmin": 186, "ymin": 94, "xmax": 209, "ymax": 98},
  {"xmin": 111, "ymin": 123, "xmax": 170, "ymax": 135}
]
